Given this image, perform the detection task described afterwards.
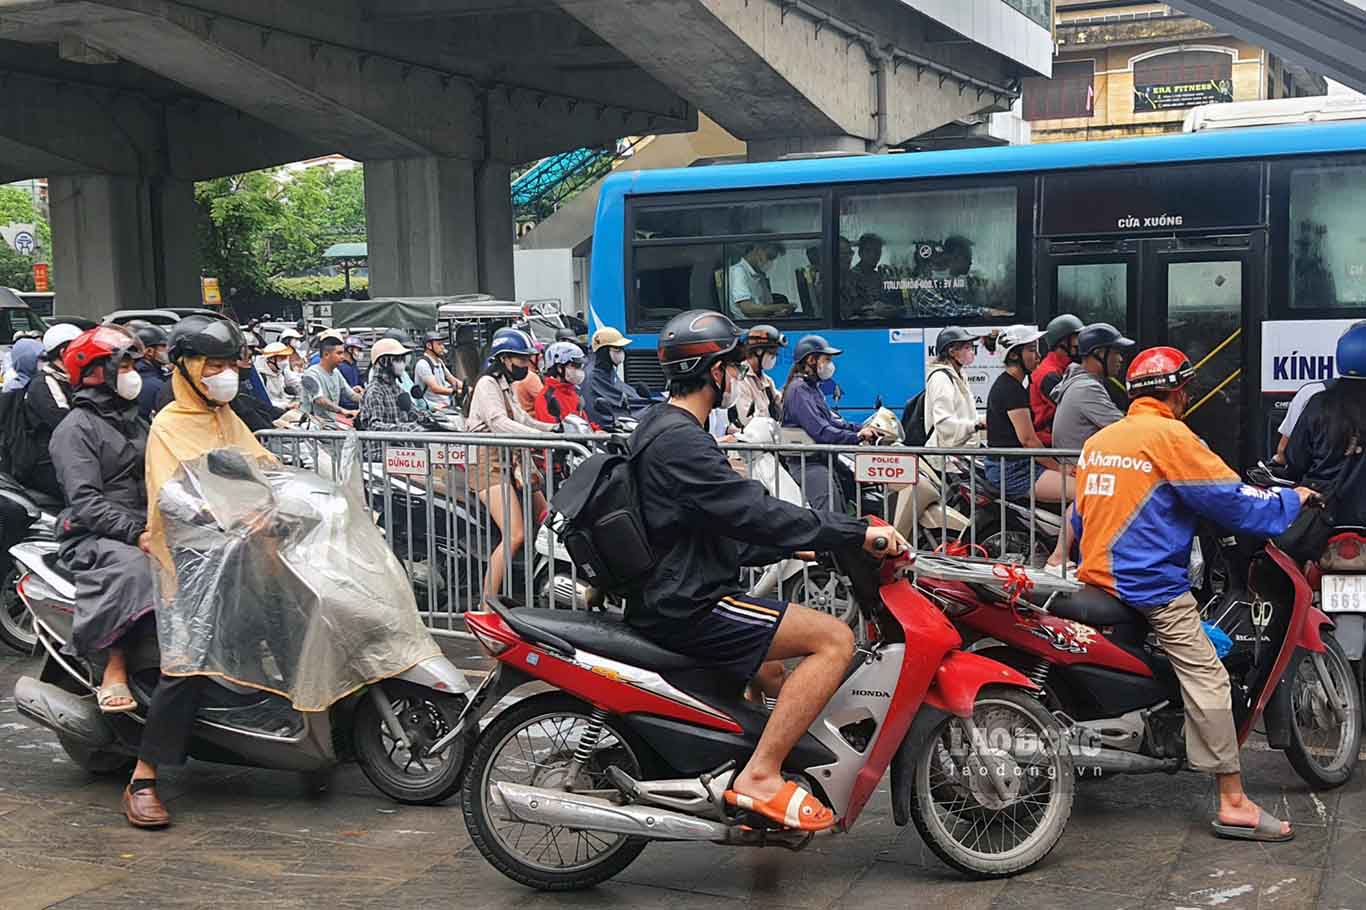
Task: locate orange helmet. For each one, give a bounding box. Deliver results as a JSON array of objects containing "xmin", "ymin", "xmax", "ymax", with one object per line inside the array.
[
  {"xmin": 1126, "ymin": 346, "xmax": 1195, "ymax": 397},
  {"xmin": 63, "ymin": 325, "xmax": 143, "ymax": 390}
]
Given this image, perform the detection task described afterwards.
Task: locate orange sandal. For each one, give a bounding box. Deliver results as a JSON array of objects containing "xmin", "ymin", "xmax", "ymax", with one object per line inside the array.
[{"xmin": 724, "ymin": 780, "xmax": 836, "ymax": 832}]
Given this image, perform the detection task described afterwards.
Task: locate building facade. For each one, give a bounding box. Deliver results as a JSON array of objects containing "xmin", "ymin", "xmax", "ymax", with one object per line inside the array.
[{"xmin": 1025, "ymin": 1, "xmax": 1327, "ymax": 143}]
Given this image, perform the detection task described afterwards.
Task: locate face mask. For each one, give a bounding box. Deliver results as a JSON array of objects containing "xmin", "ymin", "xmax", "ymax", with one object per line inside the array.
[
  {"xmin": 115, "ymin": 370, "xmax": 142, "ymax": 402},
  {"xmin": 202, "ymin": 370, "xmax": 239, "ymax": 404},
  {"xmin": 955, "ymin": 346, "xmax": 977, "ymax": 367},
  {"xmin": 816, "ymin": 360, "xmax": 836, "ymax": 382},
  {"xmin": 761, "ymin": 352, "xmax": 778, "ymax": 372},
  {"xmin": 566, "ymin": 366, "xmax": 586, "ymax": 386},
  {"xmin": 507, "ymin": 364, "xmax": 530, "ymax": 382},
  {"xmin": 391, "ymin": 360, "xmax": 406, "ymax": 378},
  {"xmin": 609, "ymin": 348, "xmax": 625, "ymax": 367}
]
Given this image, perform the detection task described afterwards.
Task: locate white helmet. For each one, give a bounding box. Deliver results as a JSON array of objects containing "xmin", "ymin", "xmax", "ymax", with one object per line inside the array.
[
  {"xmin": 42, "ymin": 322, "xmax": 83, "ymax": 356},
  {"xmin": 998, "ymin": 324, "xmax": 1046, "ymax": 360},
  {"xmin": 279, "ymin": 327, "xmax": 303, "ymax": 345},
  {"xmin": 544, "ymin": 340, "xmax": 586, "ymax": 370}
]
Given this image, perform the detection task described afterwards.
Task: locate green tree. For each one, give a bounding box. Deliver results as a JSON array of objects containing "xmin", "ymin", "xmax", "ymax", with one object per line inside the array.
[
  {"xmin": 195, "ymin": 170, "xmax": 285, "ymax": 297},
  {"xmin": 0, "ymin": 184, "xmax": 52, "ymax": 270},
  {"xmin": 0, "ymin": 242, "xmax": 35, "ymax": 290}
]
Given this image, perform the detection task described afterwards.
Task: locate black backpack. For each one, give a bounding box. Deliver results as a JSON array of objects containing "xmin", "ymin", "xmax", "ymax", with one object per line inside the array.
[
  {"xmin": 900, "ymin": 390, "xmax": 928, "ymax": 447},
  {"xmin": 0, "ymin": 387, "xmax": 35, "ymax": 477},
  {"xmin": 548, "ymin": 412, "xmax": 680, "ymax": 594}
]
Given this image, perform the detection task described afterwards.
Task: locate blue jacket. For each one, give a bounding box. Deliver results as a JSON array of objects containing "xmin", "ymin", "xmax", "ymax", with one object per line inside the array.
[
  {"xmin": 583, "ymin": 356, "xmax": 648, "ymax": 429},
  {"xmin": 134, "ymin": 359, "xmax": 168, "ymax": 421},
  {"xmin": 781, "ymin": 375, "xmax": 861, "ymax": 445}
]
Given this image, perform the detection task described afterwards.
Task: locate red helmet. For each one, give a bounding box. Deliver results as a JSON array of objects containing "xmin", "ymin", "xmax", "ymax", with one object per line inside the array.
[
  {"xmin": 1126, "ymin": 346, "xmax": 1195, "ymax": 397},
  {"xmin": 64, "ymin": 325, "xmax": 143, "ymax": 390}
]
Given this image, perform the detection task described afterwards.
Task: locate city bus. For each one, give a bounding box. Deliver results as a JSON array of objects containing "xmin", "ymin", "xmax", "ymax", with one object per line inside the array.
[{"xmin": 589, "ymin": 120, "xmax": 1366, "ymax": 468}]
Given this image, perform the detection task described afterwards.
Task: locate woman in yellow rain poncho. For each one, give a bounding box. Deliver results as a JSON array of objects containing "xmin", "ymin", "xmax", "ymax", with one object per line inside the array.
[{"xmin": 121, "ymin": 315, "xmax": 270, "ymax": 829}]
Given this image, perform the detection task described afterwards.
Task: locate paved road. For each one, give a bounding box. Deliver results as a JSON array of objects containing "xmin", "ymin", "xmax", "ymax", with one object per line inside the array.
[{"xmin": 1, "ymin": 643, "xmax": 1363, "ymax": 910}]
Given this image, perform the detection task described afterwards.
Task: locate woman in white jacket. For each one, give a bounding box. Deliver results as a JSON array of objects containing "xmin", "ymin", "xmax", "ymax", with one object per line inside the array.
[{"xmin": 923, "ymin": 326, "xmax": 985, "ymax": 454}]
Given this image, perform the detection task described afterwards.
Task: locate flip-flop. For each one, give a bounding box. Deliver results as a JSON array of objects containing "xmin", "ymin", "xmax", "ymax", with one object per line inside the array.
[
  {"xmin": 724, "ymin": 780, "xmax": 836, "ymax": 832},
  {"xmin": 1211, "ymin": 811, "xmax": 1294, "ymax": 843},
  {"xmin": 97, "ymin": 683, "xmax": 138, "ymax": 715}
]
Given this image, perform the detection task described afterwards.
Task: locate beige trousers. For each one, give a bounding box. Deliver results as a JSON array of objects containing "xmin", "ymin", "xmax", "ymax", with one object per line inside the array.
[{"xmin": 1145, "ymin": 591, "xmax": 1241, "ymax": 774}]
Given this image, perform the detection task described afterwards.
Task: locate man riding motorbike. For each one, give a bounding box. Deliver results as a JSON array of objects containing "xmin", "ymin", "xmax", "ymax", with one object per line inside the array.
[
  {"xmin": 630, "ymin": 309, "xmax": 904, "ymax": 831},
  {"xmin": 49, "ymin": 326, "xmax": 153, "ymax": 721},
  {"xmin": 129, "ymin": 315, "xmax": 276, "ymax": 828},
  {"xmin": 1030, "ymin": 313, "xmax": 1083, "ymax": 446},
  {"xmin": 1072, "ymin": 346, "xmax": 1313, "ymax": 843},
  {"xmin": 130, "ymin": 322, "xmax": 171, "ymax": 420}
]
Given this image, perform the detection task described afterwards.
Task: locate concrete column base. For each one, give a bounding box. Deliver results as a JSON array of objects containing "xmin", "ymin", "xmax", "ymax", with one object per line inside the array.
[
  {"xmin": 365, "ymin": 157, "xmax": 515, "ymax": 299},
  {"xmin": 49, "ymin": 175, "xmax": 201, "ymax": 320}
]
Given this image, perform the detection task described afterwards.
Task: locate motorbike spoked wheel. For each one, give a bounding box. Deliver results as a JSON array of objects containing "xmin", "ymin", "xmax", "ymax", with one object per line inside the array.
[
  {"xmin": 353, "ymin": 683, "xmax": 473, "ymax": 805},
  {"xmin": 910, "ymin": 688, "xmax": 1074, "ymax": 877},
  {"xmin": 0, "ymin": 567, "xmax": 36, "ymax": 654},
  {"xmin": 976, "ymin": 519, "xmax": 1053, "ymax": 569},
  {"xmin": 782, "ymin": 564, "xmax": 858, "ymax": 628},
  {"xmin": 56, "ymin": 733, "xmax": 136, "ymax": 776},
  {"xmin": 1286, "ymin": 635, "xmax": 1362, "ymax": 790},
  {"xmin": 462, "ymin": 693, "xmax": 649, "ymax": 891}
]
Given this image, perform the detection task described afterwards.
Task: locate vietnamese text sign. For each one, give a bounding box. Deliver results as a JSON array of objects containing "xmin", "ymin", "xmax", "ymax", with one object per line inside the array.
[
  {"xmin": 1261, "ymin": 318, "xmax": 1361, "ymax": 393},
  {"xmin": 384, "ymin": 444, "xmax": 468, "ymax": 475},
  {"xmin": 855, "ymin": 452, "xmax": 918, "ymax": 484},
  {"xmin": 1133, "ymin": 78, "xmax": 1233, "ymax": 113},
  {"xmin": 32, "ymin": 263, "xmax": 49, "ymax": 292}
]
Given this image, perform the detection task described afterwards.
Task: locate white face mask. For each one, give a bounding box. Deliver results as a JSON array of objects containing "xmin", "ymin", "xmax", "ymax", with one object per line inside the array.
[
  {"xmin": 391, "ymin": 360, "xmax": 406, "ymax": 378},
  {"xmin": 202, "ymin": 370, "xmax": 239, "ymax": 404},
  {"xmin": 609, "ymin": 348, "xmax": 625, "ymax": 366},
  {"xmin": 761, "ymin": 352, "xmax": 778, "ymax": 372},
  {"xmin": 719, "ymin": 366, "xmax": 740, "ymax": 410},
  {"xmin": 816, "ymin": 360, "xmax": 836, "ymax": 382},
  {"xmin": 115, "ymin": 369, "xmax": 142, "ymax": 402},
  {"xmin": 566, "ymin": 366, "xmax": 586, "ymax": 386}
]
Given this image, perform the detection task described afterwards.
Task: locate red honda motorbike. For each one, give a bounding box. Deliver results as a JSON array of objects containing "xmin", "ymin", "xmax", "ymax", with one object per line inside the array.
[
  {"xmin": 450, "ymin": 533, "xmax": 1074, "ymax": 890},
  {"xmin": 917, "ymin": 534, "xmax": 1362, "ymax": 790}
]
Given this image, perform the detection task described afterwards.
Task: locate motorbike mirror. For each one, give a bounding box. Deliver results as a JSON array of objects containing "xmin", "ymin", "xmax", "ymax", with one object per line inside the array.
[
  {"xmin": 396, "ymin": 392, "xmax": 414, "ymax": 413},
  {"xmin": 595, "ymin": 396, "xmax": 613, "ymax": 414},
  {"xmin": 874, "ymin": 395, "xmax": 883, "ymax": 410}
]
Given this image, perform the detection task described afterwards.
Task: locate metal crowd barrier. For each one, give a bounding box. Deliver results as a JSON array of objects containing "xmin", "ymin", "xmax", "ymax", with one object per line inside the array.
[{"xmin": 257, "ymin": 426, "xmax": 1084, "ymax": 636}]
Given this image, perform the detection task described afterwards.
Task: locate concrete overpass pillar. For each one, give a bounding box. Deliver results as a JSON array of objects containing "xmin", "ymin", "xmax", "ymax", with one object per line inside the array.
[
  {"xmin": 49, "ymin": 175, "xmax": 201, "ymax": 320},
  {"xmin": 364, "ymin": 157, "xmax": 515, "ymax": 299}
]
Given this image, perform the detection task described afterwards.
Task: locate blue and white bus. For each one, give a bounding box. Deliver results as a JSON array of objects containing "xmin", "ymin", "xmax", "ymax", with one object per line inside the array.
[{"xmin": 588, "ymin": 121, "xmax": 1366, "ymax": 468}]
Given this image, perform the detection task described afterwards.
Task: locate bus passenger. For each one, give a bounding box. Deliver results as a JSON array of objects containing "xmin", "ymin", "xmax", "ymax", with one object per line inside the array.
[
  {"xmin": 1030, "ymin": 314, "xmax": 1083, "ymax": 446},
  {"xmin": 728, "ymin": 240, "xmax": 793, "ymax": 320}
]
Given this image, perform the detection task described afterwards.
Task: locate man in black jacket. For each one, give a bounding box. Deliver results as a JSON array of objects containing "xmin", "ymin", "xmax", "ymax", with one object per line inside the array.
[{"xmin": 630, "ymin": 309, "xmax": 905, "ymax": 832}]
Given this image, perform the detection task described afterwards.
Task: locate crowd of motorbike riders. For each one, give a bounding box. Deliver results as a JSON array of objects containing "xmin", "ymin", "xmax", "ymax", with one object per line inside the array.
[{"xmin": 0, "ymin": 301, "xmax": 1359, "ymax": 845}]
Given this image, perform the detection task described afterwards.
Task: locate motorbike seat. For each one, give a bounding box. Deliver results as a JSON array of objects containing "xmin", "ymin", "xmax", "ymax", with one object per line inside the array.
[
  {"xmin": 1048, "ymin": 585, "xmax": 1146, "ymax": 627},
  {"xmin": 495, "ymin": 604, "xmax": 698, "ymax": 672}
]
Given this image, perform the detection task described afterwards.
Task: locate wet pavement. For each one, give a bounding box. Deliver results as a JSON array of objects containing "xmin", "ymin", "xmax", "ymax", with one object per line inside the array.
[{"xmin": 1, "ymin": 642, "xmax": 1363, "ymax": 910}]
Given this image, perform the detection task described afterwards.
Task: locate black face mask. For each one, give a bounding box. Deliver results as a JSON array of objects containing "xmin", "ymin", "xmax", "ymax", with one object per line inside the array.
[{"xmin": 507, "ymin": 364, "xmax": 530, "ymax": 382}]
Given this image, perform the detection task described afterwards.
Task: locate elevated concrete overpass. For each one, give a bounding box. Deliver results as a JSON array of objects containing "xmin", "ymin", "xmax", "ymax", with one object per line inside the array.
[{"xmin": 0, "ymin": 0, "xmax": 1052, "ymax": 317}]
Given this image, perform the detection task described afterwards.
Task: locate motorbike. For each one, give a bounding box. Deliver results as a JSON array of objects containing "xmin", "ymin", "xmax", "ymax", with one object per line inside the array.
[
  {"xmin": 455, "ymin": 529, "xmax": 1074, "ymax": 890},
  {"xmin": 916, "ymin": 530, "xmax": 1363, "ymax": 790},
  {"xmin": 10, "ymin": 537, "xmax": 477, "ymax": 804},
  {"xmin": 0, "ymin": 472, "xmax": 59, "ymax": 653},
  {"xmin": 957, "ymin": 460, "xmax": 1067, "ymax": 567}
]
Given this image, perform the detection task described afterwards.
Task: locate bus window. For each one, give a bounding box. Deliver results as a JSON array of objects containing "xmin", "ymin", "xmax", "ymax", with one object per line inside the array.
[
  {"xmin": 1057, "ymin": 262, "xmax": 1129, "ymax": 331},
  {"xmin": 836, "ymin": 185, "xmax": 1018, "ymax": 323},
  {"xmin": 1289, "ymin": 163, "xmax": 1366, "ymax": 309},
  {"xmin": 629, "ymin": 195, "xmax": 823, "ymax": 327}
]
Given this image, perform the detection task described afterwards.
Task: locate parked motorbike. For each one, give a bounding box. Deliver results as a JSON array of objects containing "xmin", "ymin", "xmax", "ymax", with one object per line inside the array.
[
  {"xmin": 0, "ymin": 473, "xmax": 59, "ymax": 653},
  {"xmin": 917, "ymin": 531, "xmax": 1363, "ymax": 789},
  {"xmin": 455, "ymin": 529, "xmax": 1074, "ymax": 890},
  {"xmin": 10, "ymin": 540, "xmax": 477, "ymax": 803}
]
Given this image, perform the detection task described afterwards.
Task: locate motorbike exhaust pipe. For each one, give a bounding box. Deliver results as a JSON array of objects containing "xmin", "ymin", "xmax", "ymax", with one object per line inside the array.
[
  {"xmin": 491, "ymin": 781, "xmax": 731, "ymax": 842},
  {"xmin": 1072, "ymin": 745, "xmax": 1182, "ymax": 775},
  {"xmin": 14, "ymin": 676, "xmax": 115, "ymax": 749},
  {"xmin": 548, "ymin": 575, "xmax": 596, "ymax": 612}
]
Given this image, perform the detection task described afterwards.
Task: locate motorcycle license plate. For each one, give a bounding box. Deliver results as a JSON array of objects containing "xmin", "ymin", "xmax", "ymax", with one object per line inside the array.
[{"xmin": 1321, "ymin": 575, "xmax": 1366, "ymax": 612}]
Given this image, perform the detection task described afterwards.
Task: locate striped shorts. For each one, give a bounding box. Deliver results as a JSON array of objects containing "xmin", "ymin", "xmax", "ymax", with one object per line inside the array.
[{"xmin": 651, "ymin": 594, "xmax": 790, "ymax": 687}]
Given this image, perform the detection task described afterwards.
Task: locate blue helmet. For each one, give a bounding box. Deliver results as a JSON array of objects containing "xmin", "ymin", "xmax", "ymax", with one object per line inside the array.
[
  {"xmin": 489, "ymin": 327, "xmax": 536, "ymax": 359},
  {"xmin": 792, "ymin": 334, "xmax": 842, "ymax": 364},
  {"xmin": 1337, "ymin": 321, "xmax": 1366, "ymax": 379}
]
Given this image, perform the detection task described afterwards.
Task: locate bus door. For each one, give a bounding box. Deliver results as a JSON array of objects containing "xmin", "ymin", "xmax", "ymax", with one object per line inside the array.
[
  {"xmin": 1144, "ymin": 233, "xmax": 1263, "ymax": 468},
  {"xmin": 1037, "ymin": 238, "xmax": 1140, "ymax": 335}
]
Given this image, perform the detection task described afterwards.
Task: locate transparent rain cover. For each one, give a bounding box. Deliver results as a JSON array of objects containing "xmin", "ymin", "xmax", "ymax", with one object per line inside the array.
[{"xmin": 154, "ymin": 441, "xmax": 440, "ymax": 711}]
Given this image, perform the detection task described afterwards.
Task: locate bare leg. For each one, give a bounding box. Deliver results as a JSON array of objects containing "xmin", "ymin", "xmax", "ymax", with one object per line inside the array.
[
  {"xmin": 479, "ymin": 484, "xmax": 525, "ymax": 601},
  {"xmin": 99, "ymin": 649, "xmax": 133, "ymax": 709},
  {"xmin": 1216, "ymin": 773, "xmax": 1292, "ymax": 835},
  {"xmin": 732, "ymin": 605, "xmax": 854, "ymax": 803},
  {"xmin": 1047, "ymin": 504, "xmax": 1075, "ymax": 568},
  {"xmin": 748, "ymin": 661, "xmax": 787, "ymax": 702},
  {"xmin": 1032, "ymin": 469, "xmax": 1075, "ymax": 503}
]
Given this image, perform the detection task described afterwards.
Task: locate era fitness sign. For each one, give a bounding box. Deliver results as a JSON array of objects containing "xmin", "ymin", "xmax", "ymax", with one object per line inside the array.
[{"xmin": 1261, "ymin": 319, "xmax": 1361, "ymax": 393}]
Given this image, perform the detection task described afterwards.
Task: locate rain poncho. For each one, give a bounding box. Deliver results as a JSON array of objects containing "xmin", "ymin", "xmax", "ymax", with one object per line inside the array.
[
  {"xmin": 147, "ymin": 358, "xmax": 438, "ymax": 710},
  {"xmin": 3, "ymin": 338, "xmax": 42, "ymax": 393}
]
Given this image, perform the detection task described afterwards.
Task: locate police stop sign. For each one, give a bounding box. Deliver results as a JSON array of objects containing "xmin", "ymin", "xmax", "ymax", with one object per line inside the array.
[{"xmin": 854, "ymin": 452, "xmax": 917, "ymax": 483}]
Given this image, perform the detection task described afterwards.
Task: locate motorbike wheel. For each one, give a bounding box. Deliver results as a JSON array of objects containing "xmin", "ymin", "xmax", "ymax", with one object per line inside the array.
[
  {"xmin": 462, "ymin": 693, "xmax": 649, "ymax": 891},
  {"xmin": 910, "ymin": 687, "xmax": 1074, "ymax": 877},
  {"xmin": 1286, "ymin": 636, "xmax": 1362, "ymax": 790},
  {"xmin": 782, "ymin": 564, "xmax": 858, "ymax": 628},
  {"xmin": 0, "ymin": 567, "xmax": 36, "ymax": 654},
  {"xmin": 353, "ymin": 683, "xmax": 474, "ymax": 805},
  {"xmin": 57, "ymin": 734, "xmax": 135, "ymax": 776},
  {"xmin": 976, "ymin": 518, "xmax": 1053, "ymax": 568}
]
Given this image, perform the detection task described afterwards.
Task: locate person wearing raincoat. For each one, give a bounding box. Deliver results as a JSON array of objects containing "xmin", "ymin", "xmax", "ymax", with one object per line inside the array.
[
  {"xmin": 2, "ymin": 337, "xmax": 42, "ymax": 393},
  {"xmin": 122, "ymin": 314, "xmax": 273, "ymax": 830}
]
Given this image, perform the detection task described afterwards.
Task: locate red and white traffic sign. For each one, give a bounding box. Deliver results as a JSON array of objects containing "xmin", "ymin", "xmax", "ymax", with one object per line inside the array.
[
  {"xmin": 385, "ymin": 444, "xmax": 469, "ymax": 475},
  {"xmin": 854, "ymin": 452, "xmax": 917, "ymax": 483}
]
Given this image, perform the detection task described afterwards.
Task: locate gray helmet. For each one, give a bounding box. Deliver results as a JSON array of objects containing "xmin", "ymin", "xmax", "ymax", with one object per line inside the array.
[
  {"xmin": 934, "ymin": 325, "xmax": 983, "ymax": 356},
  {"xmin": 1044, "ymin": 314, "xmax": 1084, "ymax": 350}
]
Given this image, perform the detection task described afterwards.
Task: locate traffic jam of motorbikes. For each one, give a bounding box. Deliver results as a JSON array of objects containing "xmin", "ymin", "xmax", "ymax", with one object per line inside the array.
[{"xmin": 0, "ymin": 301, "xmax": 1361, "ymax": 896}]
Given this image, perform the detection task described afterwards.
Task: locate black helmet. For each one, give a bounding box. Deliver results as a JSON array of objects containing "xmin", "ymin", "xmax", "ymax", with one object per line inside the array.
[
  {"xmin": 169, "ymin": 315, "xmax": 246, "ymax": 362},
  {"xmin": 1044, "ymin": 314, "xmax": 1084, "ymax": 350},
  {"xmin": 792, "ymin": 334, "xmax": 842, "ymax": 363},
  {"xmin": 934, "ymin": 326, "xmax": 983, "ymax": 356},
  {"xmin": 1077, "ymin": 323, "xmax": 1136, "ymax": 358},
  {"xmin": 746, "ymin": 324, "xmax": 787, "ymax": 351},
  {"xmin": 130, "ymin": 322, "xmax": 169, "ymax": 349},
  {"xmin": 657, "ymin": 309, "xmax": 743, "ymax": 381}
]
